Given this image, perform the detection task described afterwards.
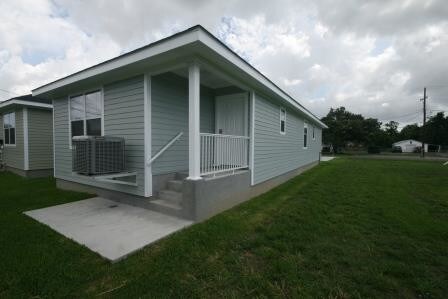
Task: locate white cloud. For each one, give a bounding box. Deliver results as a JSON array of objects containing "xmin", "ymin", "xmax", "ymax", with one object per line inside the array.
[
  {"xmin": 283, "ymin": 78, "xmax": 302, "ymax": 86},
  {"xmin": 314, "ymin": 22, "xmax": 328, "ymax": 38},
  {"xmin": 218, "ymin": 15, "xmax": 311, "ymax": 61},
  {"xmin": 0, "ymin": 0, "xmax": 447, "ymax": 124}
]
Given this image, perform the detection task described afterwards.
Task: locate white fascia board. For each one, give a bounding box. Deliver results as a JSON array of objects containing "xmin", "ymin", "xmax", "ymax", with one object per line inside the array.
[
  {"xmin": 32, "ymin": 30, "xmax": 200, "ymax": 96},
  {"xmin": 0, "ymin": 100, "xmax": 53, "ymax": 110},
  {"xmin": 197, "ymin": 31, "xmax": 327, "ymax": 129}
]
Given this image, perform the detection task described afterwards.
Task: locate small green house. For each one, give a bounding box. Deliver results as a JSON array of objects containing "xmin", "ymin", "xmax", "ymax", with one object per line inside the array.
[
  {"xmin": 0, "ymin": 95, "xmax": 53, "ymax": 177},
  {"xmin": 32, "ymin": 25, "xmax": 327, "ymax": 221}
]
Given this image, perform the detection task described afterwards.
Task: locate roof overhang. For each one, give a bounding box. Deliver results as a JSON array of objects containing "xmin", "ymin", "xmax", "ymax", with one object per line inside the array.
[
  {"xmin": 32, "ymin": 25, "xmax": 327, "ymax": 129},
  {"xmin": 0, "ymin": 99, "xmax": 53, "ymax": 112}
]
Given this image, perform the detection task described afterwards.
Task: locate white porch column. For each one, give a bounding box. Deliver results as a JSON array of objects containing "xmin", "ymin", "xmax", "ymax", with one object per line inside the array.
[{"xmin": 187, "ymin": 62, "xmax": 201, "ymax": 180}]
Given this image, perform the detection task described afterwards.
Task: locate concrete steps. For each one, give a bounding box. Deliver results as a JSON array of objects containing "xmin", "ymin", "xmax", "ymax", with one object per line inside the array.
[
  {"xmin": 150, "ymin": 175, "xmax": 185, "ymax": 216},
  {"xmin": 167, "ymin": 180, "xmax": 183, "ymax": 192},
  {"xmin": 158, "ymin": 189, "xmax": 182, "ymax": 206},
  {"xmin": 107, "ymin": 173, "xmax": 188, "ymax": 220},
  {"xmin": 175, "ymin": 172, "xmax": 188, "ymax": 180}
]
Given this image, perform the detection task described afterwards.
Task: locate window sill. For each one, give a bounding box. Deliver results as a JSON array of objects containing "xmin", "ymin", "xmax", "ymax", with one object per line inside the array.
[{"xmin": 4, "ymin": 144, "xmax": 16, "ymax": 148}]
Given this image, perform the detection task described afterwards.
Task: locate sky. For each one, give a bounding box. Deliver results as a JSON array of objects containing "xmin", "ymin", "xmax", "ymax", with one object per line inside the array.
[{"xmin": 1, "ymin": 0, "xmax": 447, "ymax": 128}]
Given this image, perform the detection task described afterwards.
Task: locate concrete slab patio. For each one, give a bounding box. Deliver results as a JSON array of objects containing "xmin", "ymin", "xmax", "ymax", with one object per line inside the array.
[
  {"xmin": 25, "ymin": 197, "xmax": 193, "ymax": 262},
  {"xmin": 321, "ymin": 156, "xmax": 336, "ymax": 162}
]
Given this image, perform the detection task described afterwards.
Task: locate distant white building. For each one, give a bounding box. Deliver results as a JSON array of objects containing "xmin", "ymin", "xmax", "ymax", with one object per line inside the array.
[{"xmin": 393, "ymin": 139, "xmax": 422, "ymax": 153}]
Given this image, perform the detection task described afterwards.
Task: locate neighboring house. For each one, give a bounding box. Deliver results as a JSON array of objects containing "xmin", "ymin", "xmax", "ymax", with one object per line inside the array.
[
  {"xmin": 32, "ymin": 25, "xmax": 327, "ymax": 221},
  {"xmin": 393, "ymin": 139, "xmax": 422, "ymax": 153},
  {"xmin": 393, "ymin": 139, "xmax": 441, "ymax": 153},
  {"xmin": 0, "ymin": 95, "xmax": 53, "ymax": 177}
]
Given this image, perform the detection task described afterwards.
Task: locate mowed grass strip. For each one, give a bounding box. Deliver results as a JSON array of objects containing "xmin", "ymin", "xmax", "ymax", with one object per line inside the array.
[{"xmin": 0, "ymin": 159, "xmax": 447, "ymax": 298}]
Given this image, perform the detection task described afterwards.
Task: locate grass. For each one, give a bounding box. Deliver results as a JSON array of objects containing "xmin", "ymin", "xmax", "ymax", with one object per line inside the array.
[{"xmin": 0, "ymin": 159, "xmax": 447, "ymax": 298}]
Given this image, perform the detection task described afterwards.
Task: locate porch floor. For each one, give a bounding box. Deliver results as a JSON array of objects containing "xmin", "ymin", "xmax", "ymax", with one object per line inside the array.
[{"xmin": 24, "ymin": 197, "xmax": 192, "ymax": 262}]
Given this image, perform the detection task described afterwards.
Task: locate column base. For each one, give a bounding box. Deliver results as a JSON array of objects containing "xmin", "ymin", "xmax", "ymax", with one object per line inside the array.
[{"xmin": 186, "ymin": 176, "xmax": 202, "ymax": 181}]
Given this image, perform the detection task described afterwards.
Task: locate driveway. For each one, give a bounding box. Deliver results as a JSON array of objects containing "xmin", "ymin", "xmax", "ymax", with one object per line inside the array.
[{"xmin": 25, "ymin": 197, "xmax": 192, "ymax": 262}]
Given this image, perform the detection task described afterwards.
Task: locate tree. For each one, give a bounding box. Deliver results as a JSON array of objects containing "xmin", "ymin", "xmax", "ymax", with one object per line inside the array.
[
  {"xmin": 363, "ymin": 118, "xmax": 383, "ymax": 146},
  {"xmin": 321, "ymin": 107, "xmax": 384, "ymax": 151},
  {"xmin": 384, "ymin": 121, "xmax": 399, "ymax": 136},
  {"xmin": 321, "ymin": 107, "xmax": 447, "ymax": 152},
  {"xmin": 383, "ymin": 121, "xmax": 399, "ymax": 147},
  {"xmin": 422, "ymin": 112, "xmax": 448, "ymax": 145},
  {"xmin": 399, "ymin": 123, "xmax": 421, "ymax": 141}
]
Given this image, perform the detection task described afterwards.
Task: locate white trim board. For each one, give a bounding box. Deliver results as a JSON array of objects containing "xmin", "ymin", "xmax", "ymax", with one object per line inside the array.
[
  {"xmin": 143, "ymin": 73, "xmax": 152, "ymax": 197},
  {"xmin": 52, "ymin": 99, "xmax": 56, "ymax": 177},
  {"xmin": 23, "ymin": 107, "xmax": 29, "ymax": 170},
  {"xmin": 250, "ymin": 91, "xmax": 255, "ymax": 186}
]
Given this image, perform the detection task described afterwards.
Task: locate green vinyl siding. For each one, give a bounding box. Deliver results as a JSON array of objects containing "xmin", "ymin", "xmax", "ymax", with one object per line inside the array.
[
  {"xmin": 28, "ymin": 108, "xmax": 53, "ymax": 170},
  {"xmin": 151, "ymin": 72, "xmax": 214, "ymax": 175},
  {"xmin": 1, "ymin": 109, "xmax": 24, "ymax": 170},
  {"xmin": 53, "ymin": 75, "xmax": 145, "ymax": 196},
  {"xmin": 253, "ymin": 94, "xmax": 321, "ymax": 184}
]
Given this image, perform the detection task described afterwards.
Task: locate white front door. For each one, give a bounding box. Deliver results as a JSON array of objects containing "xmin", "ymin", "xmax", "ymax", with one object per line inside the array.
[
  {"xmin": 215, "ymin": 93, "xmax": 249, "ymax": 136},
  {"xmin": 213, "ymin": 93, "xmax": 249, "ymax": 168}
]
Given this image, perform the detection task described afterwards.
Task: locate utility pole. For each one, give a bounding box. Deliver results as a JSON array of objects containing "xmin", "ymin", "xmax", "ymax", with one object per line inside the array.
[{"xmin": 421, "ymin": 87, "xmax": 427, "ymax": 158}]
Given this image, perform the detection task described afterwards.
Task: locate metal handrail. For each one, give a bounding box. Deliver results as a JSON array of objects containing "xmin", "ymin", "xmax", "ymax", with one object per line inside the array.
[
  {"xmin": 147, "ymin": 132, "xmax": 183, "ymax": 165},
  {"xmin": 200, "ymin": 133, "xmax": 250, "ymax": 139}
]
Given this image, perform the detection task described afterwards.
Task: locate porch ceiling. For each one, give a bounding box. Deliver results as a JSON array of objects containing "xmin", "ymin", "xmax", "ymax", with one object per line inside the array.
[{"xmin": 172, "ymin": 68, "xmax": 234, "ymax": 89}]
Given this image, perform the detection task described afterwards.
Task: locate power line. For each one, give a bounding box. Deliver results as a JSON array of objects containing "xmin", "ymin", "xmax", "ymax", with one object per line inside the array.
[
  {"xmin": 378, "ymin": 111, "xmax": 421, "ymax": 121},
  {"xmin": 423, "ymin": 84, "xmax": 448, "ymax": 88}
]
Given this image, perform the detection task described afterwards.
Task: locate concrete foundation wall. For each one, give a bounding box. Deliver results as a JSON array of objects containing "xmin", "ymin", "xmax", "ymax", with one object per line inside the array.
[
  {"xmin": 184, "ymin": 161, "xmax": 318, "ymax": 221},
  {"xmin": 6, "ymin": 166, "xmax": 53, "ymax": 178}
]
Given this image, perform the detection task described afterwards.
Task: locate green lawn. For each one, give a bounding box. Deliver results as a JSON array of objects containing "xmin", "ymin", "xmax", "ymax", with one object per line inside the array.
[{"xmin": 1, "ymin": 159, "xmax": 447, "ymax": 298}]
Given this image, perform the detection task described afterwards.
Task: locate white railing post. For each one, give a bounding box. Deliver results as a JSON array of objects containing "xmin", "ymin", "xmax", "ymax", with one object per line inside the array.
[
  {"xmin": 199, "ymin": 133, "xmax": 250, "ymax": 176},
  {"xmin": 188, "ymin": 62, "xmax": 201, "ymax": 180}
]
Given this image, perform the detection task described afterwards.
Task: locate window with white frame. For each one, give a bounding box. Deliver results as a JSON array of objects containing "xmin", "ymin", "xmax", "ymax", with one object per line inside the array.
[
  {"xmin": 280, "ymin": 107, "xmax": 286, "ymax": 134},
  {"xmin": 70, "ymin": 90, "xmax": 102, "ymax": 139},
  {"xmin": 303, "ymin": 122, "xmax": 308, "ymax": 148},
  {"xmin": 312, "ymin": 125, "xmax": 315, "ymax": 140},
  {"xmin": 3, "ymin": 112, "xmax": 16, "ymax": 145}
]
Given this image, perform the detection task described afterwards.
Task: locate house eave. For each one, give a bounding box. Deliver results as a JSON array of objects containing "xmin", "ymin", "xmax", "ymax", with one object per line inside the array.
[
  {"xmin": 0, "ymin": 99, "xmax": 53, "ymax": 111},
  {"xmin": 32, "ymin": 25, "xmax": 326, "ymax": 129}
]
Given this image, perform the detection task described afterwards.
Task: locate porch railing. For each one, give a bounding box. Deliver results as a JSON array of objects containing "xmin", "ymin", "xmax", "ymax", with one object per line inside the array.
[{"xmin": 200, "ymin": 133, "xmax": 250, "ymax": 176}]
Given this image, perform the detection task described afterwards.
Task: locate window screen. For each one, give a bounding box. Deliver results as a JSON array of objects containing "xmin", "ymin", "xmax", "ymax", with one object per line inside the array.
[
  {"xmin": 70, "ymin": 91, "xmax": 102, "ymax": 138},
  {"xmin": 86, "ymin": 91, "xmax": 102, "ymax": 136},
  {"xmin": 3, "ymin": 112, "xmax": 16, "ymax": 145},
  {"xmin": 303, "ymin": 123, "xmax": 308, "ymax": 148},
  {"xmin": 280, "ymin": 108, "xmax": 286, "ymax": 134}
]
